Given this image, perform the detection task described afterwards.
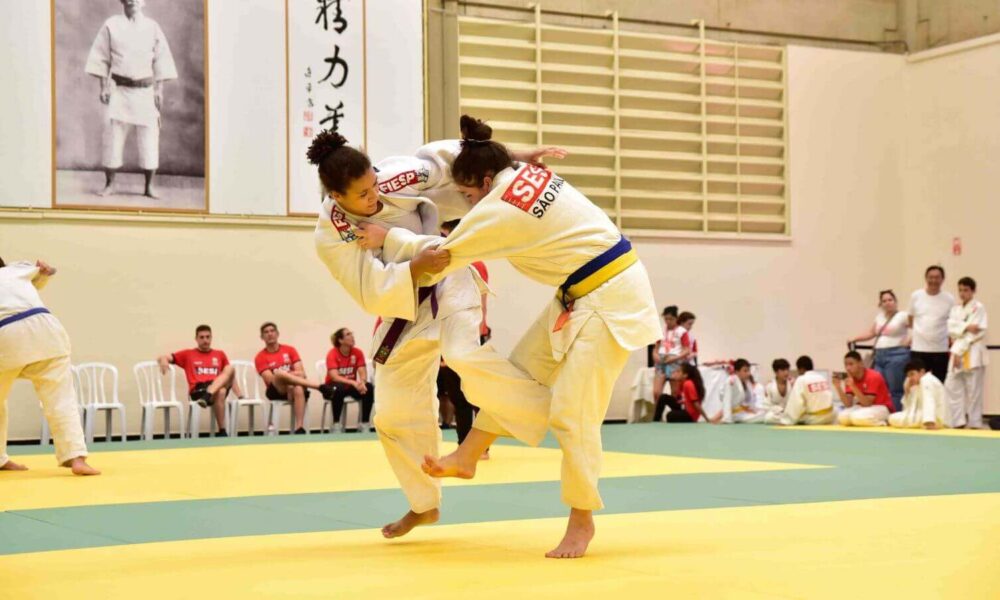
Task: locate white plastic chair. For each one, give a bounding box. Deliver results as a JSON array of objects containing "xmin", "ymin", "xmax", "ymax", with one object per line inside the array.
[
  {"xmin": 134, "ymin": 361, "xmax": 185, "ymax": 440},
  {"xmin": 266, "ymin": 366, "xmax": 312, "ymax": 436},
  {"xmin": 227, "ymin": 360, "xmax": 265, "ymax": 436},
  {"xmin": 76, "ymin": 362, "xmax": 127, "ymax": 443}
]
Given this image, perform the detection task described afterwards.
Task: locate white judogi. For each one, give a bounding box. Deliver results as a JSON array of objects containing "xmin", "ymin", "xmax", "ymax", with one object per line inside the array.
[
  {"xmin": 85, "ymin": 13, "xmax": 177, "ymax": 170},
  {"xmin": 944, "ymin": 300, "xmax": 988, "ymax": 428},
  {"xmin": 383, "ymin": 158, "xmax": 661, "ymax": 511},
  {"xmin": 761, "ymin": 380, "xmax": 791, "ymax": 424},
  {"xmin": 889, "ymin": 372, "xmax": 950, "ymax": 429},
  {"xmin": 779, "ymin": 371, "xmax": 836, "ymax": 425},
  {"xmin": 720, "ymin": 376, "xmax": 766, "ymax": 424},
  {"xmin": 314, "ymin": 191, "xmax": 550, "ymax": 513},
  {"xmin": 0, "ymin": 263, "xmax": 88, "ymax": 467}
]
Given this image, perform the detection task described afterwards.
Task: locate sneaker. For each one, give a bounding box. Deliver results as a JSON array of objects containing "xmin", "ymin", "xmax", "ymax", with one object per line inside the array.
[
  {"xmin": 216, "ymin": 429, "xmax": 228, "ymax": 438},
  {"xmin": 294, "ymin": 427, "xmax": 307, "ymax": 435}
]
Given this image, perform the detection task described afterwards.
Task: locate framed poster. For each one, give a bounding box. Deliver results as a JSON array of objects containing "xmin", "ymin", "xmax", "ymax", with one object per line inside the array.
[
  {"xmin": 287, "ymin": 0, "xmax": 367, "ymax": 216},
  {"xmin": 52, "ymin": 0, "xmax": 208, "ymax": 212}
]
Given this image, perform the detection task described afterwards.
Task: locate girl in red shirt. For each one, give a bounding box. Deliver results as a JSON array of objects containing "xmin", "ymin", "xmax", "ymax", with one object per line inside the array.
[{"xmin": 656, "ymin": 363, "xmax": 712, "ymax": 423}]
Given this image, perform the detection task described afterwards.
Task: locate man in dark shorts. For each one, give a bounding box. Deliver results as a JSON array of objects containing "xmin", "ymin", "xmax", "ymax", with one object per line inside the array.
[
  {"xmin": 254, "ymin": 322, "xmax": 332, "ymax": 434},
  {"xmin": 158, "ymin": 324, "xmax": 240, "ymax": 436}
]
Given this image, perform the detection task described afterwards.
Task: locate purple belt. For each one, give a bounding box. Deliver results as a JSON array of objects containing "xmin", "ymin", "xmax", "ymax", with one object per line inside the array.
[
  {"xmin": 0, "ymin": 307, "xmax": 50, "ymax": 329},
  {"xmin": 373, "ymin": 286, "xmax": 438, "ymax": 365}
]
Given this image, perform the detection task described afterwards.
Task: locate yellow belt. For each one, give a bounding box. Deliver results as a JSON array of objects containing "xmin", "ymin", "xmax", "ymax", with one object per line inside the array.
[{"xmin": 807, "ymin": 406, "xmax": 833, "ymax": 416}]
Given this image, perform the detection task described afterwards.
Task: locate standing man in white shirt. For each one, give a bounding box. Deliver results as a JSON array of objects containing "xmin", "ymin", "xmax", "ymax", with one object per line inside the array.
[
  {"xmin": 944, "ymin": 277, "xmax": 988, "ymax": 428},
  {"xmin": 0, "ymin": 257, "xmax": 99, "ymax": 475},
  {"xmin": 908, "ymin": 266, "xmax": 956, "ymax": 383},
  {"xmin": 85, "ymin": 0, "xmax": 178, "ymax": 199}
]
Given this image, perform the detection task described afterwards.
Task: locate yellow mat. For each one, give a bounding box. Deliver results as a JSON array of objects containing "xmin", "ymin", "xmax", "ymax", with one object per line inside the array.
[
  {"xmin": 0, "ymin": 441, "xmax": 823, "ymax": 511},
  {"xmin": 2, "ymin": 493, "xmax": 995, "ymax": 600},
  {"xmin": 786, "ymin": 425, "xmax": 1000, "ymax": 438}
]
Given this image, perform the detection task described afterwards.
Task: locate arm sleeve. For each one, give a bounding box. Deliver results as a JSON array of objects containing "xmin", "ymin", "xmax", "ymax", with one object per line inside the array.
[
  {"xmin": 254, "ymin": 354, "xmax": 267, "ymax": 375},
  {"xmin": 375, "ymin": 140, "xmax": 462, "ymax": 196},
  {"xmin": 84, "ymin": 23, "xmax": 112, "ymax": 77},
  {"xmin": 152, "ymin": 24, "xmax": 179, "ymax": 81},
  {"xmin": 29, "ymin": 268, "xmax": 51, "ymax": 290},
  {"xmin": 220, "ymin": 352, "xmax": 230, "ymax": 369},
  {"xmin": 315, "ymin": 217, "xmax": 418, "ymax": 321},
  {"xmin": 172, "ymin": 351, "xmax": 187, "ymax": 369},
  {"xmin": 290, "ymin": 347, "xmax": 302, "ymax": 364}
]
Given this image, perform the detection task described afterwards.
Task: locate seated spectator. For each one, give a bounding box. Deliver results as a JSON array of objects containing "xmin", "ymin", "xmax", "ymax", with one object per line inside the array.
[
  {"xmin": 778, "ymin": 356, "xmax": 835, "ymax": 426},
  {"xmin": 944, "ymin": 277, "xmax": 988, "ymax": 429},
  {"xmin": 761, "ymin": 358, "xmax": 792, "ymax": 424},
  {"xmin": 834, "ymin": 351, "xmax": 893, "ymax": 427},
  {"xmin": 721, "ymin": 358, "xmax": 766, "ymax": 423},
  {"xmin": 653, "ymin": 306, "xmax": 691, "ymax": 404},
  {"xmin": 678, "ymin": 311, "xmax": 698, "ymax": 366},
  {"xmin": 656, "ymin": 363, "xmax": 713, "ymax": 423},
  {"xmin": 158, "ymin": 324, "xmax": 241, "ymax": 436},
  {"xmin": 889, "ymin": 358, "xmax": 950, "ymax": 429},
  {"xmin": 324, "ymin": 328, "xmax": 374, "ymax": 429},
  {"xmin": 255, "ymin": 322, "xmax": 332, "ymax": 435},
  {"xmin": 847, "ymin": 289, "xmax": 910, "ymax": 411}
]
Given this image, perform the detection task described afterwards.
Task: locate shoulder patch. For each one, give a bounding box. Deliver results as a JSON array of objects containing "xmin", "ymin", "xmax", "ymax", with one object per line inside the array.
[
  {"xmin": 378, "ymin": 167, "xmax": 430, "ymax": 194},
  {"xmin": 330, "ymin": 206, "xmax": 358, "ymax": 242},
  {"xmin": 500, "ymin": 164, "xmax": 564, "ymax": 218}
]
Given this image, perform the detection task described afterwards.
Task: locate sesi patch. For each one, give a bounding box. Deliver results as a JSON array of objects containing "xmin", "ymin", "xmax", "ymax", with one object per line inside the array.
[
  {"xmin": 500, "ymin": 164, "xmax": 565, "ymax": 218},
  {"xmin": 378, "ymin": 167, "xmax": 430, "ymax": 194},
  {"xmin": 807, "ymin": 382, "xmax": 831, "ymax": 393},
  {"xmin": 330, "ymin": 205, "xmax": 358, "ymax": 242}
]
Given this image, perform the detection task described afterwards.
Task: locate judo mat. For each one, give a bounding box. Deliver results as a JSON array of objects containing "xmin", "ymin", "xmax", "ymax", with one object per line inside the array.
[{"xmin": 2, "ymin": 424, "xmax": 998, "ymax": 599}]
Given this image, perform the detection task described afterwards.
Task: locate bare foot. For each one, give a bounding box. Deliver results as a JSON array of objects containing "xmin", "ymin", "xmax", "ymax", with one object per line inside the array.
[
  {"xmin": 70, "ymin": 457, "xmax": 101, "ymax": 476},
  {"xmin": 381, "ymin": 509, "xmax": 439, "ymax": 539},
  {"xmin": 0, "ymin": 460, "xmax": 29, "ymax": 471},
  {"xmin": 144, "ymin": 187, "xmax": 160, "ymax": 199},
  {"xmin": 422, "ymin": 452, "xmax": 476, "ymax": 479},
  {"xmin": 480, "ymin": 449, "xmax": 491, "ymax": 461},
  {"xmin": 545, "ymin": 509, "xmax": 595, "ymax": 559},
  {"xmin": 97, "ymin": 185, "xmax": 115, "ymax": 197}
]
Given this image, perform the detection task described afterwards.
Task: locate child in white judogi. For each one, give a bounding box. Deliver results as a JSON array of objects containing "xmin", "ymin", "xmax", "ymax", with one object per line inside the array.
[
  {"xmin": 720, "ymin": 359, "xmax": 766, "ymax": 423},
  {"xmin": 944, "ymin": 277, "xmax": 988, "ymax": 428},
  {"xmin": 778, "ymin": 356, "xmax": 836, "ymax": 426},
  {"xmin": 762, "ymin": 358, "xmax": 792, "ymax": 424},
  {"xmin": 889, "ymin": 358, "xmax": 950, "ymax": 429},
  {"xmin": 0, "ymin": 258, "xmax": 98, "ymax": 475}
]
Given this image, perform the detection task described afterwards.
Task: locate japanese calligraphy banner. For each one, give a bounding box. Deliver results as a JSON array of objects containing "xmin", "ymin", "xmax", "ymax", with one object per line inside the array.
[{"xmin": 288, "ymin": 0, "xmax": 366, "ymax": 215}]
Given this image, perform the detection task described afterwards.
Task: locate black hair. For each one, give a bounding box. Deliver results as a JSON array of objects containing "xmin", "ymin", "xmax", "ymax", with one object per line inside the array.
[
  {"xmin": 844, "ymin": 350, "xmax": 863, "ymax": 362},
  {"xmin": 0, "ymin": 256, "xmax": 5, "ymax": 268},
  {"xmin": 772, "ymin": 358, "xmax": 790, "ymax": 372},
  {"xmin": 678, "ymin": 311, "xmax": 696, "ymax": 324},
  {"xmin": 195, "ymin": 324, "xmax": 212, "ymax": 335},
  {"xmin": 260, "ymin": 322, "xmax": 278, "ymax": 335},
  {"xmin": 904, "ymin": 358, "xmax": 927, "ymax": 374},
  {"xmin": 441, "ymin": 219, "xmax": 461, "ymax": 234},
  {"xmin": 332, "ymin": 327, "xmax": 351, "ymax": 346},
  {"xmin": 451, "ymin": 115, "xmax": 513, "ymax": 188},
  {"xmin": 306, "ymin": 130, "xmax": 371, "ymax": 195},
  {"xmin": 662, "ymin": 305, "xmax": 679, "ymax": 317},
  {"xmin": 733, "ymin": 358, "xmax": 751, "ymax": 372},
  {"xmin": 878, "ymin": 289, "xmax": 896, "ymax": 302},
  {"xmin": 958, "ymin": 276, "xmax": 977, "ymax": 291},
  {"xmin": 925, "ymin": 265, "xmax": 945, "ymax": 279},
  {"xmin": 796, "ymin": 355, "xmax": 814, "ymax": 372},
  {"xmin": 680, "ymin": 363, "xmax": 706, "ymax": 402}
]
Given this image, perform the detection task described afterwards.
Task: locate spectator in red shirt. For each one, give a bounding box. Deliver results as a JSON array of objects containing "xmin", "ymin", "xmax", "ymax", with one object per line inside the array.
[
  {"xmin": 655, "ymin": 363, "xmax": 713, "ymax": 423},
  {"xmin": 324, "ymin": 328, "xmax": 374, "ymax": 429},
  {"xmin": 158, "ymin": 324, "xmax": 241, "ymax": 436},
  {"xmin": 834, "ymin": 350, "xmax": 893, "ymax": 427},
  {"xmin": 255, "ymin": 322, "xmax": 332, "ymax": 435}
]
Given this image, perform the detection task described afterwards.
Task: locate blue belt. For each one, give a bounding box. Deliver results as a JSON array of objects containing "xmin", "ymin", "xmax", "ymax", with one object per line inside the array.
[
  {"xmin": 0, "ymin": 307, "xmax": 50, "ymax": 329},
  {"xmin": 558, "ymin": 236, "xmax": 637, "ymax": 307}
]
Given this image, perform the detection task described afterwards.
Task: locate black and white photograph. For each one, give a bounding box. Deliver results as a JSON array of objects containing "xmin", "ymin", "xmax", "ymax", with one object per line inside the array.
[{"xmin": 53, "ymin": 0, "xmax": 207, "ymax": 211}]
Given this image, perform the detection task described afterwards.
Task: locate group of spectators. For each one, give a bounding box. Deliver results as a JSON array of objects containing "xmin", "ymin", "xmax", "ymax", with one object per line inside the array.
[
  {"xmin": 157, "ymin": 322, "xmax": 374, "ymax": 436},
  {"xmin": 652, "ymin": 265, "xmax": 991, "ymax": 430}
]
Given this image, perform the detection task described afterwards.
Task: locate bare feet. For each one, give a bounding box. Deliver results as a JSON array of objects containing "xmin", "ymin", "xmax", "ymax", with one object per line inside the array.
[
  {"xmin": 422, "ymin": 451, "xmax": 476, "ymax": 479},
  {"xmin": 70, "ymin": 457, "xmax": 101, "ymax": 476},
  {"xmin": 480, "ymin": 448, "xmax": 491, "ymax": 461},
  {"xmin": 545, "ymin": 509, "xmax": 595, "ymax": 559},
  {"xmin": 0, "ymin": 460, "xmax": 28, "ymax": 471},
  {"xmin": 97, "ymin": 185, "xmax": 115, "ymax": 197},
  {"xmin": 381, "ymin": 509, "xmax": 439, "ymax": 539}
]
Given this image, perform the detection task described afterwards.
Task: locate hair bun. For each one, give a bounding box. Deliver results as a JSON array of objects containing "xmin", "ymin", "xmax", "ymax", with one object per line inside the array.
[
  {"xmin": 459, "ymin": 114, "xmax": 493, "ymax": 143},
  {"xmin": 307, "ymin": 130, "xmax": 350, "ymax": 166}
]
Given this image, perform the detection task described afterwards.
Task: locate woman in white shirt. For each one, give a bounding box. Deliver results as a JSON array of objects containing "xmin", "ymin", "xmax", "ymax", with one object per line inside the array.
[{"xmin": 848, "ymin": 290, "xmax": 911, "ymax": 410}]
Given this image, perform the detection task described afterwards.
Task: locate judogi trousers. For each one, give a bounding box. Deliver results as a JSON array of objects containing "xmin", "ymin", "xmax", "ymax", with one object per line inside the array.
[
  {"xmin": 837, "ymin": 405, "xmax": 890, "ymax": 427},
  {"xmin": 373, "ymin": 307, "xmax": 551, "ymax": 513},
  {"xmin": 481, "ymin": 304, "xmax": 630, "ymax": 512},
  {"xmin": 944, "ymin": 367, "xmax": 985, "ymax": 428},
  {"xmin": 104, "ymin": 118, "xmax": 159, "ymax": 170},
  {"xmin": 0, "ymin": 355, "xmax": 87, "ymax": 467}
]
